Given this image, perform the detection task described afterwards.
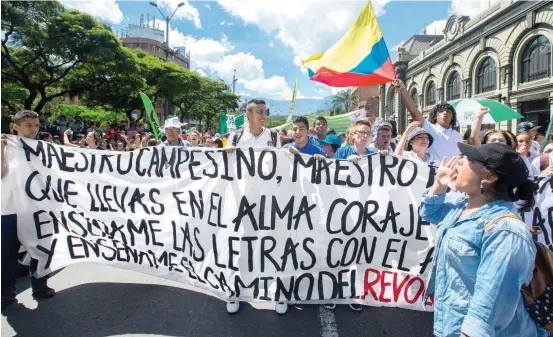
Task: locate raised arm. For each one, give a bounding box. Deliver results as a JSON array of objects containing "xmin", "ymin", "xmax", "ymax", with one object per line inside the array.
[
  {"xmin": 63, "ymin": 130, "xmax": 78, "ymax": 147},
  {"xmin": 469, "ymin": 108, "xmax": 490, "ymax": 146},
  {"xmin": 395, "ymin": 121, "xmax": 420, "ymax": 157},
  {"xmin": 393, "ymin": 79, "xmax": 424, "ymax": 124}
]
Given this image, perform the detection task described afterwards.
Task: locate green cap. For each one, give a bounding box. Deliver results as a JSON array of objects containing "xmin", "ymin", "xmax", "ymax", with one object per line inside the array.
[{"xmin": 321, "ymin": 135, "xmax": 342, "ymax": 146}]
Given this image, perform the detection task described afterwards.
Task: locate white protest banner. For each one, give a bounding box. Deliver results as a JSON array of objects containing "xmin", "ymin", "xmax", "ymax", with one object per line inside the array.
[
  {"xmin": 6, "ymin": 137, "xmax": 439, "ymax": 310},
  {"xmin": 520, "ymin": 176, "xmax": 553, "ymax": 248}
]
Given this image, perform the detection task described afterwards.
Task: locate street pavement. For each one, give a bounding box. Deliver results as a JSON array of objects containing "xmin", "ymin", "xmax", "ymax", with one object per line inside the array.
[{"xmin": 1, "ymin": 263, "xmax": 434, "ymax": 337}]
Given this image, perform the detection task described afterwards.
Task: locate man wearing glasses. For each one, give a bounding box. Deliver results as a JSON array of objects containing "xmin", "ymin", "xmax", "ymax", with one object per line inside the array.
[
  {"xmin": 161, "ymin": 117, "xmax": 191, "ymax": 147},
  {"xmin": 335, "ymin": 120, "xmax": 375, "ymax": 160}
]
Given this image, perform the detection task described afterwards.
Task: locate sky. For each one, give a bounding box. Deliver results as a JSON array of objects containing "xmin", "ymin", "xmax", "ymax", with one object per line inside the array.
[{"xmin": 60, "ymin": 0, "xmax": 505, "ymax": 101}]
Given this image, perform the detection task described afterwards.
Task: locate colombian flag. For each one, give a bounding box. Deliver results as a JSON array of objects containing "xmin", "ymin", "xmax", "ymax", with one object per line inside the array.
[{"xmin": 302, "ymin": 1, "xmax": 396, "ymax": 87}]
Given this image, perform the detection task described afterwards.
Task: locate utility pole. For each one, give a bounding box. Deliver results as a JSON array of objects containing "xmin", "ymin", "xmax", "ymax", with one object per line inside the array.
[
  {"xmin": 232, "ymin": 69, "xmax": 238, "ymax": 94},
  {"xmin": 150, "ymin": 2, "xmax": 185, "ymax": 122}
]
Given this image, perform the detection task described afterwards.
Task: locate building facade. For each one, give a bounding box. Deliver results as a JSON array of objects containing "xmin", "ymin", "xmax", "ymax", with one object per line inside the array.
[
  {"xmin": 381, "ymin": 0, "xmax": 553, "ymax": 136},
  {"xmin": 350, "ymin": 85, "xmax": 380, "ymax": 116},
  {"xmin": 121, "ymin": 37, "xmax": 191, "ymax": 70}
]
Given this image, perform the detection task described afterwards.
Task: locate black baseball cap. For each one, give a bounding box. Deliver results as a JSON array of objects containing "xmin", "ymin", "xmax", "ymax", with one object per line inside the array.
[{"xmin": 457, "ymin": 142, "xmax": 529, "ymax": 185}]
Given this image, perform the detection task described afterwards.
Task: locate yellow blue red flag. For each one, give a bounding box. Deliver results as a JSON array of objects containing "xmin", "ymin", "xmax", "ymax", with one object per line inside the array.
[{"xmin": 302, "ymin": 1, "xmax": 396, "ymax": 87}]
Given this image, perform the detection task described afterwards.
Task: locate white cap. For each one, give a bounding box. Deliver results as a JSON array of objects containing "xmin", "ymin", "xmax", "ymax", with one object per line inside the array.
[{"xmin": 162, "ymin": 117, "xmax": 187, "ymax": 132}]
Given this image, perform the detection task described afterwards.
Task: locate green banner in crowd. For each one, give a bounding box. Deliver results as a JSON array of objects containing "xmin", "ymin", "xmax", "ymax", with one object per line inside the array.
[
  {"xmin": 220, "ymin": 112, "xmax": 245, "ymax": 134},
  {"xmin": 274, "ymin": 110, "xmax": 358, "ymax": 134},
  {"xmin": 139, "ymin": 92, "xmax": 162, "ymax": 141}
]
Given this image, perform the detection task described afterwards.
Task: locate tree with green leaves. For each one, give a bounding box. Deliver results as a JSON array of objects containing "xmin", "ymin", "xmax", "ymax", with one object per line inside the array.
[
  {"xmin": 170, "ymin": 76, "xmax": 239, "ymax": 123},
  {"xmin": 1, "ymin": 1, "xmax": 137, "ymax": 112},
  {"xmin": 332, "ymin": 88, "xmax": 353, "ymax": 113},
  {"xmin": 1, "ymin": 82, "xmax": 28, "ymax": 111}
]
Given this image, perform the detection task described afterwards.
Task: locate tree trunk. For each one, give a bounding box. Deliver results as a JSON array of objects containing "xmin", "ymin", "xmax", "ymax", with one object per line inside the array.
[
  {"xmin": 25, "ymin": 89, "xmax": 38, "ymax": 110},
  {"xmin": 33, "ymin": 97, "xmax": 48, "ymax": 113}
]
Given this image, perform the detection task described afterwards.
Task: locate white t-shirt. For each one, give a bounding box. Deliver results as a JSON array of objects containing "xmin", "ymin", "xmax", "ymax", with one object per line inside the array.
[
  {"xmin": 229, "ymin": 127, "xmax": 281, "ymax": 148},
  {"xmin": 423, "ymin": 120, "xmax": 462, "ymax": 161},
  {"xmin": 402, "ymin": 150, "xmax": 440, "ymax": 167}
]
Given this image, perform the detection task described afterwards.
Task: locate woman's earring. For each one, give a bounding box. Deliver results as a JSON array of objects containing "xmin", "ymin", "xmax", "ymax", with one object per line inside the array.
[{"xmin": 480, "ymin": 181, "xmax": 484, "ymax": 194}]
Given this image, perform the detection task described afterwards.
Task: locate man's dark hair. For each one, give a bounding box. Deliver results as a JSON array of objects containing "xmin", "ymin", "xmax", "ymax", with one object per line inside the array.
[
  {"xmin": 246, "ymin": 98, "xmax": 266, "ymax": 112},
  {"xmin": 247, "ymin": 98, "xmax": 266, "ymax": 105},
  {"xmin": 386, "ymin": 120, "xmax": 398, "ymax": 138},
  {"xmin": 14, "ymin": 110, "xmax": 39, "ymax": 125},
  {"xmin": 315, "ymin": 116, "xmax": 328, "ymax": 125},
  {"xmin": 429, "ymin": 103, "xmax": 457, "ymax": 128},
  {"xmin": 293, "ymin": 116, "xmax": 309, "ymax": 129}
]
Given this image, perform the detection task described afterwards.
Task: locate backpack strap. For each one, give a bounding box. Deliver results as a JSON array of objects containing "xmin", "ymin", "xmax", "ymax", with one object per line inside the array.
[
  {"xmin": 232, "ymin": 127, "xmax": 244, "ymax": 147},
  {"xmin": 270, "ymin": 129, "xmax": 278, "ymax": 147},
  {"xmin": 484, "ymin": 214, "xmax": 522, "ymax": 232}
]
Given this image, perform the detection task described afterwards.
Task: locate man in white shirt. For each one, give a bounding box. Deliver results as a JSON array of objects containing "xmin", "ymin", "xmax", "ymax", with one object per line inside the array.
[
  {"xmin": 2, "ymin": 110, "xmax": 56, "ymax": 311},
  {"xmin": 225, "ymin": 99, "xmax": 284, "ymax": 315},
  {"xmin": 228, "ymin": 98, "xmax": 280, "ymax": 148},
  {"xmin": 393, "ymin": 79, "xmax": 462, "ymax": 161}
]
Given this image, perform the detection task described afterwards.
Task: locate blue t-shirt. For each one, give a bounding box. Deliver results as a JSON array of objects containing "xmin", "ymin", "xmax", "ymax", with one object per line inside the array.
[
  {"xmin": 307, "ymin": 135, "xmax": 324, "ymax": 149},
  {"xmin": 334, "ymin": 146, "xmax": 374, "ymax": 159},
  {"xmin": 284, "ymin": 142, "xmax": 326, "ymax": 156}
]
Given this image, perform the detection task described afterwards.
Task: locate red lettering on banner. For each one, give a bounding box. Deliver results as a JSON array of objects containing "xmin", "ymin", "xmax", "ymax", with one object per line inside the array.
[
  {"xmin": 404, "ymin": 276, "xmax": 424, "ymax": 304},
  {"xmin": 378, "ymin": 271, "xmax": 393, "ymax": 302},
  {"xmin": 362, "ymin": 268, "xmax": 426, "ymax": 304},
  {"xmin": 361, "ymin": 268, "xmax": 380, "ymax": 300},
  {"xmin": 393, "ymin": 272, "xmax": 410, "ymax": 302}
]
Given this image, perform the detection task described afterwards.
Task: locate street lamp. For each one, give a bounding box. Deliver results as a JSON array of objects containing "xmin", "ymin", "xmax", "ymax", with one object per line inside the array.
[{"xmin": 150, "ymin": 1, "xmax": 185, "ymax": 120}]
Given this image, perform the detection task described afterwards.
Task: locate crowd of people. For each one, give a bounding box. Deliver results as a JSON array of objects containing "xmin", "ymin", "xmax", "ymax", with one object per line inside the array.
[{"xmin": 2, "ymin": 79, "xmax": 553, "ymax": 336}]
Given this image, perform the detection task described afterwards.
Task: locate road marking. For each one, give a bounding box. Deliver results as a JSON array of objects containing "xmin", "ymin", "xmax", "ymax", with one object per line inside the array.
[{"xmin": 318, "ymin": 305, "xmax": 339, "ymax": 337}]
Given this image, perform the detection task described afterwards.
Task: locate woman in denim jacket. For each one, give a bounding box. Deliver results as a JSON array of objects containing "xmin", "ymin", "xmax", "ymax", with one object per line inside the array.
[{"xmin": 420, "ymin": 142, "xmax": 547, "ymax": 337}]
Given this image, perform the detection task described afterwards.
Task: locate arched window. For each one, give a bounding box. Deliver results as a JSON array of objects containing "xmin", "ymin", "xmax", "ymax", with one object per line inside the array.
[
  {"xmin": 476, "ymin": 57, "xmax": 497, "ymax": 94},
  {"xmin": 521, "ymin": 35, "xmax": 551, "ymax": 83},
  {"xmin": 426, "ymin": 81, "xmax": 436, "ymax": 106},
  {"xmin": 410, "ymin": 88, "xmax": 418, "ymax": 107},
  {"xmin": 447, "ymin": 72, "xmax": 461, "ymax": 100}
]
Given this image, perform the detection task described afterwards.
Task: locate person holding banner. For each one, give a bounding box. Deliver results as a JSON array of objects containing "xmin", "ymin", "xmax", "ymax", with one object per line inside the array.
[
  {"xmin": 161, "ymin": 117, "xmax": 191, "ymax": 147},
  {"xmin": 227, "ymin": 99, "xmax": 280, "ymax": 149},
  {"xmin": 225, "ymin": 98, "xmax": 285, "ymax": 315},
  {"xmin": 334, "ymin": 120, "xmax": 375, "ymax": 160},
  {"xmin": 421, "ymin": 142, "xmax": 545, "ymax": 337},
  {"xmin": 1, "ymin": 110, "xmax": 56, "ymax": 311},
  {"xmin": 284, "ymin": 117, "xmax": 326, "ymax": 157}
]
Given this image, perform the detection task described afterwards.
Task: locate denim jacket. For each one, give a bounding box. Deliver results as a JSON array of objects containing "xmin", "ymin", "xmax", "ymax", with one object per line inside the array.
[{"xmin": 420, "ymin": 191, "xmax": 548, "ymax": 337}]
